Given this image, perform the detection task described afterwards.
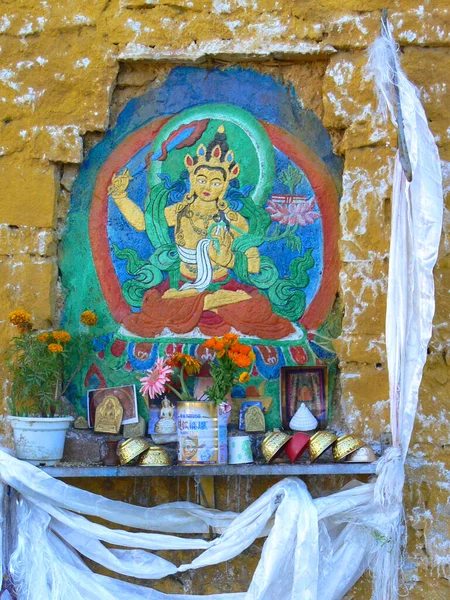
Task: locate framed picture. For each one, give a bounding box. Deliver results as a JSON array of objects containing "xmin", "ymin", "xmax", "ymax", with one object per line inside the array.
[
  {"xmin": 280, "ymin": 366, "xmax": 327, "ymax": 429},
  {"xmin": 87, "ymin": 385, "xmax": 139, "ymax": 427}
]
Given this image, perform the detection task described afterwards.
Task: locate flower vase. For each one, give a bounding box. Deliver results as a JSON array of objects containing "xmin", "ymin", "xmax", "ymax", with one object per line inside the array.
[{"xmin": 177, "ymin": 401, "xmax": 228, "ymax": 465}]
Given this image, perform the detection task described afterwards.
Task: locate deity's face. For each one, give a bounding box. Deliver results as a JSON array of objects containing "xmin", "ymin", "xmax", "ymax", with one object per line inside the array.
[{"xmin": 190, "ymin": 167, "xmax": 227, "ymax": 203}]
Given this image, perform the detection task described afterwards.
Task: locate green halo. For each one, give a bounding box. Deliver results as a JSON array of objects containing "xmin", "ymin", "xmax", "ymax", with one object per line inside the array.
[{"xmin": 148, "ymin": 104, "xmax": 275, "ymax": 207}]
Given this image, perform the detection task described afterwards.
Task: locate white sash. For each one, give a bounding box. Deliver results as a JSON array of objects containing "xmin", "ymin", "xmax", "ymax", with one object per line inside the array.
[{"xmin": 178, "ymin": 239, "xmax": 213, "ymax": 292}]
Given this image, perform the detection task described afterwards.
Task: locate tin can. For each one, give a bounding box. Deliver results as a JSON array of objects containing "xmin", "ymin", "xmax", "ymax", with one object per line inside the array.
[{"xmin": 177, "ymin": 401, "xmax": 227, "ymax": 465}]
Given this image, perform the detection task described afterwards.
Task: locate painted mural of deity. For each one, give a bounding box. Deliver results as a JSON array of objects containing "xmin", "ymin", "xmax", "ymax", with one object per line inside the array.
[
  {"xmin": 108, "ymin": 111, "xmax": 303, "ymax": 340},
  {"xmin": 96, "ymin": 103, "xmax": 337, "ymax": 343},
  {"xmin": 62, "ymin": 68, "xmax": 341, "ymax": 425}
]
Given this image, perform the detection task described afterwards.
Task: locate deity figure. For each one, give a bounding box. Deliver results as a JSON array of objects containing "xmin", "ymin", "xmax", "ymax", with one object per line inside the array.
[
  {"xmin": 94, "ymin": 396, "xmax": 123, "ymax": 434},
  {"xmin": 155, "ymin": 396, "xmax": 176, "ymax": 434},
  {"xmin": 109, "ymin": 125, "xmax": 296, "ymax": 339}
]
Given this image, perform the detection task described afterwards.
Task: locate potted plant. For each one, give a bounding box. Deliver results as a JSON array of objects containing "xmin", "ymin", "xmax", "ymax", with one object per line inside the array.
[{"xmin": 6, "ymin": 309, "xmax": 98, "ymax": 465}]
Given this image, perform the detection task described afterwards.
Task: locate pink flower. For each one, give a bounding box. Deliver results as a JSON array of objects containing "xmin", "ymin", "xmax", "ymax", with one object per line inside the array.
[
  {"xmin": 140, "ymin": 358, "xmax": 173, "ymax": 399},
  {"xmin": 266, "ymin": 198, "xmax": 320, "ymax": 226}
]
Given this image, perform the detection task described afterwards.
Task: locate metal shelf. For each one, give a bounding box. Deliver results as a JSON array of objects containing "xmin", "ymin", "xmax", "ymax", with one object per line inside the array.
[{"xmin": 41, "ymin": 461, "xmax": 378, "ymax": 478}]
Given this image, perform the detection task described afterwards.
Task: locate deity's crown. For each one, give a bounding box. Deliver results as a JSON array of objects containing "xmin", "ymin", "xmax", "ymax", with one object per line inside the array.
[{"xmin": 184, "ymin": 125, "xmax": 240, "ymax": 181}]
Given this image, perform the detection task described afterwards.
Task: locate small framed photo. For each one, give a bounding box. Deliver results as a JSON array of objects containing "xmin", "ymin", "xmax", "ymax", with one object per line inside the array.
[
  {"xmin": 87, "ymin": 385, "xmax": 139, "ymax": 427},
  {"xmin": 280, "ymin": 366, "xmax": 327, "ymax": 429}
]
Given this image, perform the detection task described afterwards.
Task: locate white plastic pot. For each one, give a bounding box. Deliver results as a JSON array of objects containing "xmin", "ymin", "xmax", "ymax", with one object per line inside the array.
[{"xmin": 7, "ymin": 416, "xmax": 74, "ymax": 466}]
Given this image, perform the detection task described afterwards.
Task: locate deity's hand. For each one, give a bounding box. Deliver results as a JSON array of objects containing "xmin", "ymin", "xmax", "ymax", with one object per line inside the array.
[
  {"xmin": 209, "ymin": 225, "xmax": 234, "ymax": 267},
  {"xmin": 108, "ymin": 169, "xmax": 133, "ymax": 198}
]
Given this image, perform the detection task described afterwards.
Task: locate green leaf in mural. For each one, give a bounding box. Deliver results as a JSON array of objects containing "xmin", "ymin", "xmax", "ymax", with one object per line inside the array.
[
  {"xmin": 279, "ymin": 163, "xmax": 304, "ymax": 194},
  {"xmin": 267, "ymin": 249, "xmax": 315, "ymax": 321},
  {"xmin": 112, "ymin": 245, "xmax": 147, "ymax": 275}
]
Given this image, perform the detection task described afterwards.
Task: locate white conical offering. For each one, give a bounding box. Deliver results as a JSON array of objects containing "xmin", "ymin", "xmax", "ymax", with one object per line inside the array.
[{"xmin": 289, "ymin": 403, "xmax": 318, "ymax": 432}]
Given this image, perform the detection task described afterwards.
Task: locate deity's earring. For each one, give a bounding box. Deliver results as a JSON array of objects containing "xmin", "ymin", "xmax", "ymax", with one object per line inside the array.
[{"xmin": 217, "ymin": 198, "xmax": 228, "ymax": 211}]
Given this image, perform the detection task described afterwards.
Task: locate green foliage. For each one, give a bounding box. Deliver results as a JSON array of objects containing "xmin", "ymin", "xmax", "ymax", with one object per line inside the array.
[
  {"xmin": 7, "ymin": 332, "xmax": 64, "ymax": 417},
  {"xmin": 7, "ymin": 327, "xmax": 97, "ymax": 418},
  {"xmin": 206, "ymin": 358, "xmax": 238, "ymax": 405}
]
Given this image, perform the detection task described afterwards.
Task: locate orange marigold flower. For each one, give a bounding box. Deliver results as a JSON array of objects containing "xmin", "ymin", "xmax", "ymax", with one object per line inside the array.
[
  {"xmin": 48, "ymin": 343, "xmax": 64, "ymax": 353},
  {"xmin": 214, "ymin": 339, "xmax": 224, "ymax": 352},
  {"xmin": 80, "ymin": 310, "xmax": 98, "ymax": 326},
  {"xmin": 239, "ymin": 371, "xmax": 251, "ymax": 383},
  {"xmin": 203, "ymin": 338, "xmax": 217, "ymax": 349},
  {"xmin": 37, "ymin": 332, "xmax": 49, "ymax": 343},
  {"xmin": 228, "ymin": 351, "xmax": 251, "ymax": 369},
  {"xmin": 9, "ymin": 310, "xmax": 32, "ymax": 326},
  {"xmin": 232, "ymin": 342, "xmax": 252, "ymax": 356},
  {"xmin": 17, "ymin": 323, "xmax": 32, "ymax": 334},
  {"xmin": 248, "ymin": 351, "xmax": 256, "ymax": 362},
  {"xmin": 223, "ymin": 333, "xmax": 239, "ymax": 347},
  {"xmin": 168, "ymin": 352, "xmax": 201, "ymax": 375},
  {"xmin": 52, "ymin": 330, "xmax": 71, "ymax": 343}
]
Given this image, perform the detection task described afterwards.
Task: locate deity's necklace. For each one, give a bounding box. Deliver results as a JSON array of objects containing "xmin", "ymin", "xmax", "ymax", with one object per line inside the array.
[{"xmin": 187, "ymin": 210, "xmax": 220, "ymax": 237}]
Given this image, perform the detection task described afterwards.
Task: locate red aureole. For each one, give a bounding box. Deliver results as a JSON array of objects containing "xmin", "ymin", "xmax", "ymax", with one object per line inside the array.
[
  {"xmin": 90, "ymin": 117, "xmax": 339, "ymax": 333},
  {"xmin": 89, "ymin": 116, "xmax": 171, "ymax": 323}
]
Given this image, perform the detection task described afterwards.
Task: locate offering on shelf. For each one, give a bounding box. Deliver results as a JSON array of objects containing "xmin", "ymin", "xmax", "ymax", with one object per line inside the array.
[
  {"xmin": 308, "ymin": 431, "xmax": 337, "ymax": 462},
  {"xmin": 228, "ymin": 435, "xmax": 253, "ymax": 465},
  {"xmin": 244, "ymin": 406, "xmax": 265, "ymax": 433},
  {"xmin": 94, "ymin": 396, "xmax": 123, "ymax": 435},
  {"xmin": 117, "ymin": 437, "xmax": 149, "ymax": 466},
  {"xmin": 285, "ymin": 433, "xmax": 310, "ymax": 463},
  {"xmin": 344, "ymin": 445, "xmax": 376, "ymax": 463},
  {"xmin": 138, "ymin": 446, "xmax": 172, "ymax": 466},
  {"xmin": 332, "ymin": 434, "xmax": 366, "ymax": 462},
  {"xmin": 262, "ymin": 430, "xmax": 291, "ymax": 463},
  {"xmin": 289, "ymin": 403, "xmax": 318, "ymax": 432}
]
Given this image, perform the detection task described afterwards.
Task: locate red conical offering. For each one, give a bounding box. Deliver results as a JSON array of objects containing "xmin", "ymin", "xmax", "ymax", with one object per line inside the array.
[{"xmin": 286, "ymin": 432, "xmax": 310, "ymax": 463}]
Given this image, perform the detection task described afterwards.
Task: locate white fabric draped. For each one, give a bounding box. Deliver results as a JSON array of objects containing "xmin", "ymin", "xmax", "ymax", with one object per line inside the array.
[{"xmin": 0, "ymin": 21, "xmax": 443, "ymax": 600}]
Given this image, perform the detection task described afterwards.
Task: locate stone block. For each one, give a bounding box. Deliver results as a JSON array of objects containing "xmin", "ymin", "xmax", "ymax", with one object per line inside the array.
[
  {"xmin": 0, "ymin": 225, "xmax": 55, "ymax": 257},
  {"xmin": 30, "ymin": 126, "xmax": 83, "ymax": 164},
  {"xmin": 0, "ymin": 157, "xmax": 58, "ymax": 228},
  {"xmin": 402, "ymin": 48, "xmax": 450, "ymax": 148},
  {"xmin": 339, "ymin": 362, "xmax": 389, "ymax": 441},
  {"xmin": 0, "ymin": 255, "xmax": 56, "ymax": 326},
  {"xmin": 123, "ymin": 416, "xmax": 146, "ymax": 438},
  {"xmin": 323, "ymin": 52, "xmax": 395, "ymax": 150},
  {"xmin": 340, "ymin": 253, "xmax": 388, "ymax": 336},
  {"xmin": 391, "ymin": 8, "xmax": 450, "ymax": 47},
  {"xmin": 0, "ymin": 31, "xmax": 118, "ymax": 133},
  {"xmin": 333, "ymin": 333, "xmax": 386, "ymax": 364},
  {"xmin": 326, "ymin": 13, "xmax": 381, "ymax": 49},
  {"xmin": 340, "ymin": 147, "xmax": 395, "ymax": 261}
]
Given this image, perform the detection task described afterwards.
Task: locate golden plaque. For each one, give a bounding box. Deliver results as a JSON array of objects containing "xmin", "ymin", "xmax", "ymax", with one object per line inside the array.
[
  {"xmin": 244, "ymin": 406, "xmax": 266, "ymax": 433},
  {"xmin": 94, "ymin": 395, "xmax": 123, "ymax": 434}
]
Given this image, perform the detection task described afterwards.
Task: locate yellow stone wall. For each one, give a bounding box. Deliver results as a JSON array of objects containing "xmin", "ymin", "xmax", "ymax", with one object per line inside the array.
[{"xmin": 0, "ymin": 1, "xmax": 449, "ymax": 597}]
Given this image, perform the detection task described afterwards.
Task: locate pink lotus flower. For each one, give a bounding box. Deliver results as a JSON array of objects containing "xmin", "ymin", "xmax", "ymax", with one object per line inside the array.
[
  {"xmin": 140, "ymin": 358, "xmax": 173, "ymax": 399},
  {"xmin": 266, "ymin": 198, "xmax": 320, "ymax": 226}
]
